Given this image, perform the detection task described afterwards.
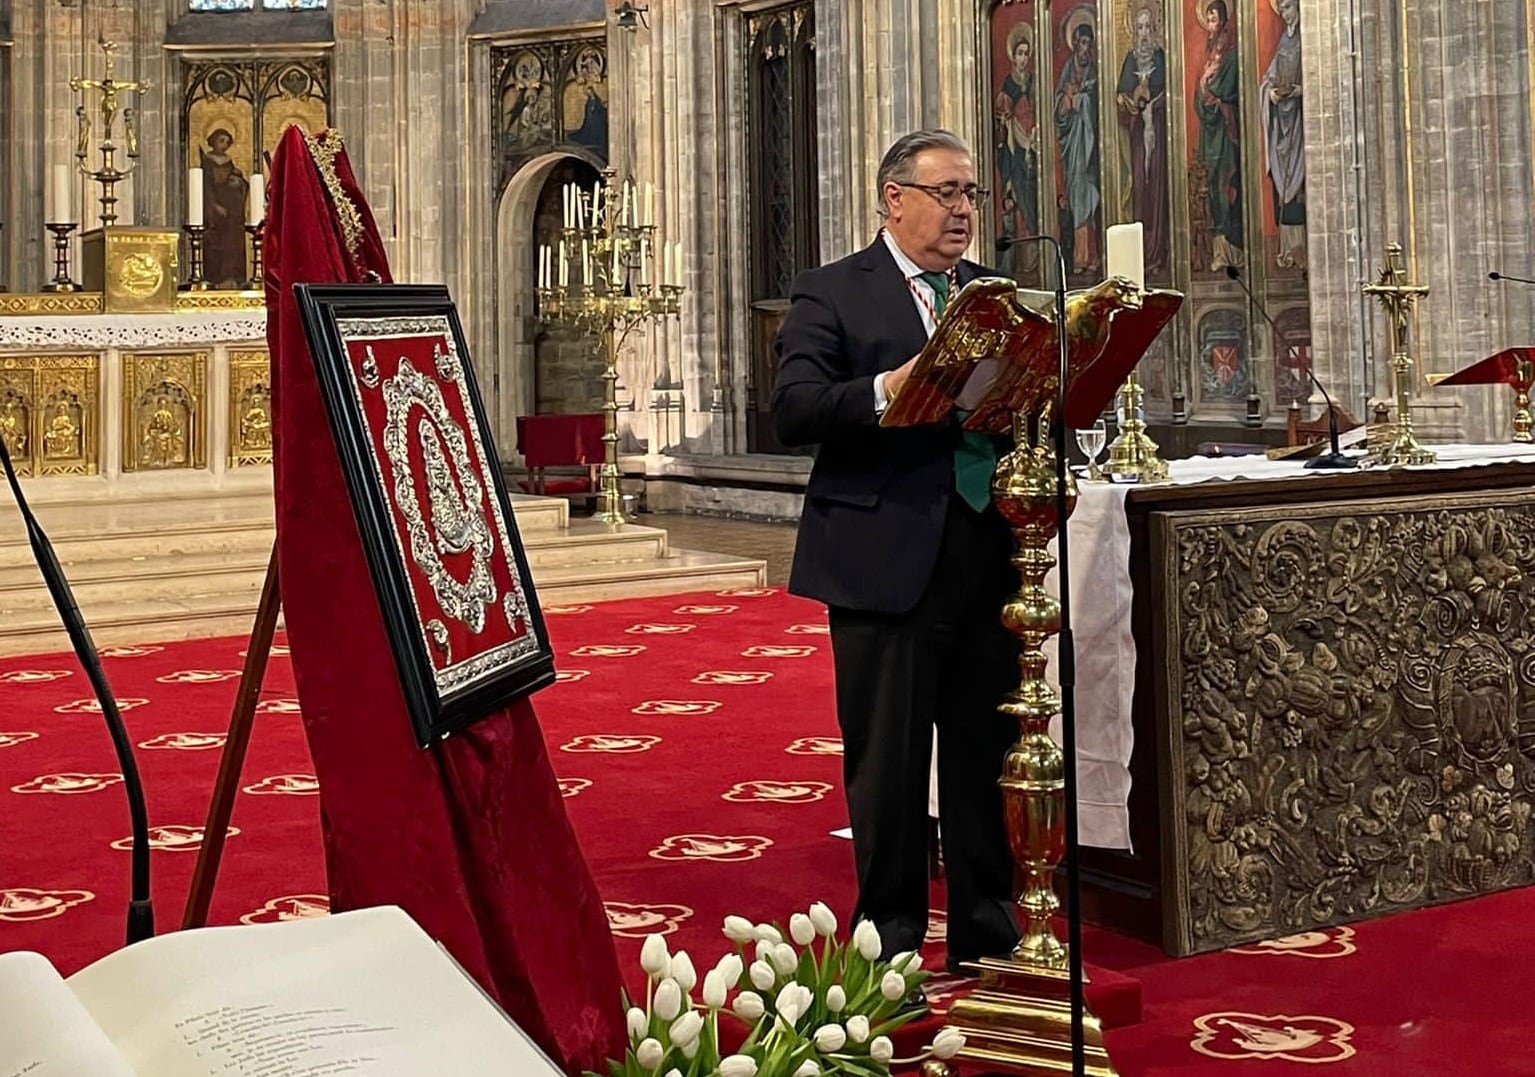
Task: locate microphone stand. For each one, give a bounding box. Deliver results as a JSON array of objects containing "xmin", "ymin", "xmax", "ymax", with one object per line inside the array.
[
  {"xmin": 999, "ymin": 231, "xmax": 1086, "ymax": 1077},
  {"xmin": 1224, "ymin": 266, "xmax": 1356, "ymax": 470},
  {"xmin": 0, "ymin": 436, "xmax": 154, "ymax": 945},
  {"xmin": 1489, "ymin": 271, "xmax": 1535, "ymax": 287}
]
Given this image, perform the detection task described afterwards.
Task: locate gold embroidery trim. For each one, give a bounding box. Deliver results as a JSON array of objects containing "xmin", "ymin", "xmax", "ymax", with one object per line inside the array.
[{"xmin": 302, "ymin": 129, "xmax": 366, "ymax": 267}]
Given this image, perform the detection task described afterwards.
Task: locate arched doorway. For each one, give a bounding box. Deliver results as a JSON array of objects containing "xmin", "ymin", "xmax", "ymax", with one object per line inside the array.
[{"xmin": 493, "ymin": 151, "xmax": 604, "ymax": 447}]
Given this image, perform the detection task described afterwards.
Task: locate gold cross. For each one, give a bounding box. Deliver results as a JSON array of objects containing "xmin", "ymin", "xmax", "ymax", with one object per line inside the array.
[{"xmin": 1361, "ymin": 243, "xmax": 1429, "ymax": 357}]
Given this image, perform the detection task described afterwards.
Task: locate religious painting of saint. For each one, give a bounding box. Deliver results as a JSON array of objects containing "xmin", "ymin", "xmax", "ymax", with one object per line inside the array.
[
  {"xmin": 563, "ymin": 45, "xmax": 609, "ymax": 155},
  {"xmin": 1052, "ymin": 4, "xmax": 1102, "ymax": 280},
  {"xmin": 1187, "ymin": 0, "xmax": 1243, "ymax": 273},
  {"xmin": 1114, "ymin": 0, "xmax": 1170, "ymax": 276},
  {"xmin": 1197, "ymin": 306, "xmax": 1250, "ymax": 400},
  {"xmin": 502, "ymin": 51, "xmax": 557, "ymax": 163},
  {"xmin": 989, "ymin": 1, "xmax": 1042, "ymax": 280},
  {"xmin": 198, "ymin": 126, "xmax": 251, "ymax": 288},
  {"xmin": 1258, "ymin": 0, "xmax": 1306, "ymax": 269}
]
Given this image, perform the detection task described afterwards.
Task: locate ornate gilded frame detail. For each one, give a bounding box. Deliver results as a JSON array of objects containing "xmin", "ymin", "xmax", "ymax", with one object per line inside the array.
[
  {"xmin": 1154, "ymin": 491, "xmax": 1535, "ymax": 954},
  {"xmin": 0, "ymin": 354, "xmax": 100, "ymax": 477},
  {"xmin": 229, "ymin": 349, "xmax": 273, "ymax": 467},
  {"xmin": 121, "ymin": 351, "xmax": 208, "ymax": 473}
]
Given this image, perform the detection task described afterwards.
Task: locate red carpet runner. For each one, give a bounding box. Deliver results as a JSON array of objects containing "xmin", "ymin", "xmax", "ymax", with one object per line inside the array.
[{"xmin": 2, "ymin": 587, "xmax": 1530, "ymax": 1073}]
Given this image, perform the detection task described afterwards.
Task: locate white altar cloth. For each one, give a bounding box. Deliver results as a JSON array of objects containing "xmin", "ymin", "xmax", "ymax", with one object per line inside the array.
[
  {"xmin": 1059, "ymin": 443, "xmax": 1535, "ymax": 850},
  {"xmin": 0, "ymin": 310, "xmax": 266, "ymax": 350}
]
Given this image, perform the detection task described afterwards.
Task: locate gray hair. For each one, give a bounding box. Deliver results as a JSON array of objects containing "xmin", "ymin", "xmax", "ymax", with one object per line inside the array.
[{"xmin": 876, "ymin": 129, "xmax": 971, "ymax": 216}]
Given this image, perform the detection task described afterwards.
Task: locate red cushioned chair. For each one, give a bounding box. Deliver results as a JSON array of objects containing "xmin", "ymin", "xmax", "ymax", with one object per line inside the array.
[{"xmin": 514, "ymin": 413, "xmax": 605, "ymax": 505}]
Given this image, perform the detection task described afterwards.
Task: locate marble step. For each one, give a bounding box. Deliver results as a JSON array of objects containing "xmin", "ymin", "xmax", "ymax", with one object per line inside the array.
[
  {"xmin": 0, "ymin": 549, "xmax": 270, "ymax": 615},
  {"xmin": 531, "ymin": 547, "xmax": 767, "ymax": 604},
  {"xmin": 522, "ymin": 521, "xmax": 668, "ymax": 569},
  {"xmin": 0, "ymin": 590, "xmax": 274, "ymax": 658}
]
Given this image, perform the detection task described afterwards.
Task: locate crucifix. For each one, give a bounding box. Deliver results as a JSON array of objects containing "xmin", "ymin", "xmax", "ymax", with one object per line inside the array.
[
  {"xmin": 1361, "ymin": 242, "xmax": 1436, "ymax": 466},
  {"xmin": 70, "ymin": 40, "xmax": 149, "ymax": 228}
]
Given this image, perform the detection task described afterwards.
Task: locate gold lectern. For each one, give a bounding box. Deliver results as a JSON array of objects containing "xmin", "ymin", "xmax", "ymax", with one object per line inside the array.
[{"xmin": 882, "ymin": 276, "xmax": 1182, "ymax": 1075}]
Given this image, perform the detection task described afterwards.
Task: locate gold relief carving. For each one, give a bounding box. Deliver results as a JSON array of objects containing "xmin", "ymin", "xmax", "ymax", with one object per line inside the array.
[
  {"xmin": 121, "ymin": 353, "xmax": 207, "ymax": 472},
  {"xmin": 0, "ymin": 355, "xmax": 99, "ymax": 477},
  {"xmin": 1158, "ymin": 492, "xmax": 1535, "ymax": 954},
  {"xmin": 35, "ymin": 356, "xmax": 100, "ymax": 476},
  {"xmin": 229, "ymin": 349, "xmax": 272, "ymax": 466},
  {"xmin": 81, "ymin": 229, "xmax": 180, "ymax": 314},
  {"xmin": 176, "ymin": 290, "xmax": 265, "ymax": 313}
]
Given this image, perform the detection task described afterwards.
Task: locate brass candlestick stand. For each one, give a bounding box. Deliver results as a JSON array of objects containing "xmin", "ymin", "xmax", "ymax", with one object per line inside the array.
[
  {"xmin": 243, "ymin": 222, "xmax": 265, "ymax": 290},
  {"xmin": 1104, "ymin": 368, "xmax": 1168, "ymax": 481},
  {"xmin": 70, "ymin": 40, "xmax": 147, "ymax": 229},
  {"xmin": 945, "ymin": 408, "xmax": 1117, "ymax": 1077},
  {"xmin": 41, "ymin": 223, "xmax": 80, "ymax": 292},
  {"xmin": 1361, "ymin": 242, "xmax": 1435, "ymax": 467},
  {"xmin": 181, "ymin": 224, "xmax": 210, "ymax": 291},
  {"xmin": 535, "ymin": 168, "xmax": 682, "ymax": 525}
]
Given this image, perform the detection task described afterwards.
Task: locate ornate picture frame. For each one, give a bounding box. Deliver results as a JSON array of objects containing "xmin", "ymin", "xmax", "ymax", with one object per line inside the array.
[{"xmin": 294, "ymin": 284, "xmax": 555, "ymax": 747}]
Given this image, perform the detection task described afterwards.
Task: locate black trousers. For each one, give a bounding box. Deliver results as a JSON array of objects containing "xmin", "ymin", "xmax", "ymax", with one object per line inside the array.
[{"xmin": 828, "ymin": 494, "xmax": 1021, "ymax": 963}]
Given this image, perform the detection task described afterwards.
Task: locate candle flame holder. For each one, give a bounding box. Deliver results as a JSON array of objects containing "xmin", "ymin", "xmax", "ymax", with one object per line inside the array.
[{"xmin": 41, "ymin": 222, "xmax": 80, "ymax": 293}]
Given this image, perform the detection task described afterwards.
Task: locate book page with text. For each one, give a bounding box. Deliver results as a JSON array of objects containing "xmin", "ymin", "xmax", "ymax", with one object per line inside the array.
[
  {"xmin": 67, "ymin": 907, "xmax": 564, "ymax": 1077},
  {"xmin": 0, "ymin": 951, "xmax": 136, "ymax": 1077}
]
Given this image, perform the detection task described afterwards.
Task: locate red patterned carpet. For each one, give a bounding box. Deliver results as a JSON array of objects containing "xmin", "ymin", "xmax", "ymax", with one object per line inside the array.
[{"xmin": 1, "ymin": 586, "xmax": 1530, "ymax": 1075}]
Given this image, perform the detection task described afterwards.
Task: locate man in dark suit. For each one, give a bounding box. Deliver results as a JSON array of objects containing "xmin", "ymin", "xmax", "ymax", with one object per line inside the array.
[{"xmin": 772, "ymin": 130, "xmax": 1021, "ymax": 970}]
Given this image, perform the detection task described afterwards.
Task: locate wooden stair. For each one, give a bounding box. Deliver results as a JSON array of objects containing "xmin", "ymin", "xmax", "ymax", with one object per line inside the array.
[{"xmin": 0, "ymin": 492, "xmax": 765, "ymax": 656}]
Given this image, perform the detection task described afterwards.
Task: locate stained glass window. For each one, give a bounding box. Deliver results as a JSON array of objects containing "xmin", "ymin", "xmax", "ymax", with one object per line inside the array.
[
  {"xmin": 263, "ymin": 0, "xmax": 327, "ymax": 8},
  {"xmin": 189, "ymin": 0, "xmax": 254, "ymax": 10}
]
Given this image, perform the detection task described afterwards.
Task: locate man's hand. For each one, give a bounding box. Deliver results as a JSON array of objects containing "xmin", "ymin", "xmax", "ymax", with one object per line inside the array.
[{"xmin": 882, "ymin": 354, "xmax": 920, "ymax": 402}]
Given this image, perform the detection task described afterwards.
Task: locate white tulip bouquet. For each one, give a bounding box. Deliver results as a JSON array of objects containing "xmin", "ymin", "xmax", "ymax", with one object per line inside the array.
[{"xmin": 589, "ymin": 902, "xmax": 964, "ymax": 1077}]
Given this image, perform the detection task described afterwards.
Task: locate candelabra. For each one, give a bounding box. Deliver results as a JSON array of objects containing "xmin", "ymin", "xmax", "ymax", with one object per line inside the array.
[
  {"xmin": 181, "ymin": 224, "xmax": 209, "ymax": 291},
  {"xmin": 243, "ymin": 222, "xmax": 265, "ymax": 291},
  {"xmin": 70, "ymin": 41, "xmax": 147, "ymax": 230},
  {"xmin": 41, "ymin": 222, "xmax": 80, "ymax": 293},
  {"xmin": 535, "ymin": 168, "xmax": 684, "ymax": 525}
]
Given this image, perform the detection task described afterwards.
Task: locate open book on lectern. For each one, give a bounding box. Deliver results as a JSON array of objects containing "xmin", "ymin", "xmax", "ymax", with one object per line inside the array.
[
  {"xmin": 0, "ymin": 905, "xmax": 564, "ymax": 1077},
  {"xmin": 879, "ymin": 275, "xmax": 1184, "ymax": 432}
]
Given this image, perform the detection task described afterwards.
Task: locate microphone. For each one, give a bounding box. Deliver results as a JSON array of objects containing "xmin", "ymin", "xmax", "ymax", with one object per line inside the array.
[
  {"xmin": 1489, "ymin": 271, "xmax": 1535, "ymax": 286},
  {"xmin": 995, "ymin": 235, "xmax": 1022, "ymax": 252},
  {"xmin": 1224, "ymin": 266, "xmax": 1355, "ymax": 469},
  {"xmin": 0, "ymin": 435, "xmax": 154, "ymax": 944}
]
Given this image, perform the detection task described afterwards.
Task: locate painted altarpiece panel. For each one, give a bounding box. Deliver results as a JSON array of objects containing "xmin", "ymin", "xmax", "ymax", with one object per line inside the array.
[{"xmin": 492, "ymin": 38, "xmax": 609, "ymax": 196}]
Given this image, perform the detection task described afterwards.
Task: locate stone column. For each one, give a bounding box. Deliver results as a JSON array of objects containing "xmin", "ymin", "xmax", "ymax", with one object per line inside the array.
[{"xmin": 1304, "ymin": 0, "xmax": 1535, "ymax": 442}]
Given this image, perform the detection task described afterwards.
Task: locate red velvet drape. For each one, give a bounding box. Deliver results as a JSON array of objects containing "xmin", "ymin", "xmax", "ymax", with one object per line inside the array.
[{"xmin": 263, "ymin": 126, "xmax": 625, "ymax": 1073}]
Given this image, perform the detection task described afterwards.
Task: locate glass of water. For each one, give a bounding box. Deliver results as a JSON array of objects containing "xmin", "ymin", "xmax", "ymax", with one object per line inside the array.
[{"xmin": 1076, "ymin": 418, "xmax": 1108, "ymax": 482}]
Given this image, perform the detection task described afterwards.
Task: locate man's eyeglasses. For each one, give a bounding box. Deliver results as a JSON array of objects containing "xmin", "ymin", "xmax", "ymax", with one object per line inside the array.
[{"xmin": 897, "ymin": 182, "xmax": 990, "ymax": 210}]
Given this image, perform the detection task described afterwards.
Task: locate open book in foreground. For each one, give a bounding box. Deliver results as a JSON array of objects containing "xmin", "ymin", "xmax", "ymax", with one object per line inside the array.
[{"xmin": 1, "ymin": 905, "xmax": 564, "ymax": 1077}]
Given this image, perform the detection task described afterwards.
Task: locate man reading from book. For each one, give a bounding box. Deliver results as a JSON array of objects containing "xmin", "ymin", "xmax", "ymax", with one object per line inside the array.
[{"xmin": 772, "ymin": 129, "xmax": 1021, "ymax": 971}]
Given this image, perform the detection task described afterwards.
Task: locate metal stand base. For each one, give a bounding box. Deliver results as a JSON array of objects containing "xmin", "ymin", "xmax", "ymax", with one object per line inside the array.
[{"xmin": 948, "ymin": 958, "xmax": 1119, "ymax": 1076}]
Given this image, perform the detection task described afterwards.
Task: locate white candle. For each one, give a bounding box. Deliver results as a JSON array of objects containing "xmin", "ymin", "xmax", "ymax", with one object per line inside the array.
[
  {"xmin": 1106, "ymin": 222, "xmax": 1145, "ymax": 290},
  {"xmin": 558, "ymin": 240, "xmax": 568, "ymax": 287},
  {"xmin": 187, "ymin": 168, "xmax": 204, "ymax": 227},
  {"xmin": 574, "ymin": 188, "xmax": 586, "ymax": 229},
  {"xmin": 581, "ymin": 238, "xmax": 590, "ymax": 284},
  {"xmin": 563, "ymin": 185, "xmax": 572, "ymax": 229},
  {"xmin": 593, "ymin": 183, "xmax": 603, "ymax": 222},
  {"xmin": 639, "ymin": 237, "xmax": 649, "ymax": 287},
  {"xmin": 672, "ymin": 242, "xmax": 683, "ymax": 288},
  {"xmin": 247, "ymin": 172, "xmax": 265, "ymax": 225},
  {"xmin": 50, "ymin": 165, "xmax": 73, "ymax": 224},
  {"xmin": 625, "ymin": 183, "xmax": 635, "ymax": 227},
  {"xmin": 612, "ymin": 242, "xmax": 621, "ymax": 278},
  {"xmin": 644, "ymin": 182, "xmax": 655, "ymax": 227}
]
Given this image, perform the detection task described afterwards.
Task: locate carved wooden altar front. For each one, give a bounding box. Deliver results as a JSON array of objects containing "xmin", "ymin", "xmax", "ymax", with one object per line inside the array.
[{"xmin": 1079, "ymin": 462, "xmax": 1535, "ymax": 956}]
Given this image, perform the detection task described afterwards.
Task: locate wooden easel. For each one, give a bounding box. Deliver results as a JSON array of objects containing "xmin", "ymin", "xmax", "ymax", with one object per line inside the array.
[{"xmin": 181, "ymin": 546, "xmax": 282, "ymax": 929}]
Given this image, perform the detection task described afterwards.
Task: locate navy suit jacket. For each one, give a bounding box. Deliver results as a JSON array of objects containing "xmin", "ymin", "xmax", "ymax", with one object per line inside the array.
[{"xmin": 771, "ymin": 237, "xmax": 1009, "ymax": 615}]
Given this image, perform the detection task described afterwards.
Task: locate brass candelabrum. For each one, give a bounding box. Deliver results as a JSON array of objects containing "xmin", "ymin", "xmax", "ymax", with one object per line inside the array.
[
  {"xmin": 41, "ymin": 223, "xmax": 80, "ymax": 293},
  {"xmin": 70, "ymin": 40, "xmax": 147, "ymax": 230},
  {"xmin": 1361, "ymin": 242, "xmax": 1435, "ymax": 467},
  {"xmin": 946, "ymin": 407, "xmax": 1118, "ymax": 1077},
  {"xmin": 181, "ymin": 224, "xmax": 209, "ymax": 291},
  {"xmin": 534, "ymin": 168, "xmax": 684, "ymax": 525},
  {"xmin": 243, "ymin": 222, "xmax": 266, "ymax": 291}
]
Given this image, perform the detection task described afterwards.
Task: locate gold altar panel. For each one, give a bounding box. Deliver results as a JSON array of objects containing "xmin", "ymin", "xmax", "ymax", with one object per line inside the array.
[
  {"xmin": 1154, "ymin": 491, "xmax": 1535, "ymax": 954},
  {"xmin": 121, "ymin": 352, "xmax": 208, "ymax": 473},
  {"xmin": 229, "ymin": 349, "xmax": 272, "ymax": 466},
  {"xmin": 36, "ymin": 356, "xmax": 100, "ymax": 476},
  {"xmin": 0, "ymin": 358, "xmax": 38, "ymax": 478},
  {"xmin": 0, "ymin": 355, "xmax": 100, "ymax": 477}
]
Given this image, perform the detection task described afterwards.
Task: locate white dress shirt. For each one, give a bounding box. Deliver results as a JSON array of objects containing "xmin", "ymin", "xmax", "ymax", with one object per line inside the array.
[{"xmin": 873, "ymin": 230, "xmax": 944, "ymax": 414}]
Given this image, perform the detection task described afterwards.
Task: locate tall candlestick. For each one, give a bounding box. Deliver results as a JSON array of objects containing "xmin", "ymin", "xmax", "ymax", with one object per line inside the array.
[
  {"xmin": 187, "ymin": 168, "xmax": 205, "ymax": 227},
  {"xmin": 1106, "ymin": 222, "xmax": 1145, "ymax": 291},
  {"xmin": 50, "ymin": 165, "xmax": 74, "ymax": 224},
  {"xmin": 247, "ymin": 172, "xmax": 265, "ymax": 225}
]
